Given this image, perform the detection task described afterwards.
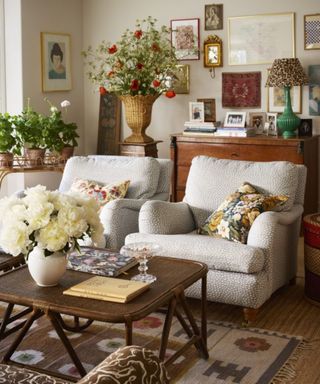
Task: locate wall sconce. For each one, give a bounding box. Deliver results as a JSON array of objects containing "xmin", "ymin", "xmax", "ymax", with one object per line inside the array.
[{"xmin": 203, "ymin": 35, "xmax": 223, "ymax": 79}]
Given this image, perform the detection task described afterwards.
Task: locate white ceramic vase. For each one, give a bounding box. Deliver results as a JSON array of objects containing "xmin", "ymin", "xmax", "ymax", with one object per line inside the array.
[{"xmin": 27, "ymin": 246, "xmax": 67, "ymax": 287}]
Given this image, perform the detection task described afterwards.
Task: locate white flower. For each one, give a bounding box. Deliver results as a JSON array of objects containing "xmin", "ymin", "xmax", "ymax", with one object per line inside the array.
[
  {"xmin": 0, "ymin": 185, "xmax": 102, "ymax": 258},
  {"xmin": 50, "ymin": 106, "xmax": 58, "ymax": 113},
  {"xmin": 61, "ymin": 100, "xmax": 71, "ymax": 108},
  {"xmin": 0, "ymin": 220, "xmax": 30, "ymax": 256}
]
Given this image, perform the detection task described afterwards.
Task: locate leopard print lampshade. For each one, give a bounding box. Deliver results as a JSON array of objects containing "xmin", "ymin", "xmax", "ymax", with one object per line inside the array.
[{"xmin": 265, "ymin": 58, "xmax": 309, "ymax": 87}]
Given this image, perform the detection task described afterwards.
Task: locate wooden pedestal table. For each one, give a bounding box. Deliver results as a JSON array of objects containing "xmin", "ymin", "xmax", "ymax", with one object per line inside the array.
[
  {"xmin": 0, "ymin": 257, "xmax": 208, "ymax": 382},
  {"xmin": 119, "ymin": 140, "xmax": 162, "ymax": 157}
]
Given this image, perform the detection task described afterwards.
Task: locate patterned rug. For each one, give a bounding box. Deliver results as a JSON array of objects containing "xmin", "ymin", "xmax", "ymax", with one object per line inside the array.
[{"xmin": 0, "ymin": 310, "xmax": 306, "ymax": 383}]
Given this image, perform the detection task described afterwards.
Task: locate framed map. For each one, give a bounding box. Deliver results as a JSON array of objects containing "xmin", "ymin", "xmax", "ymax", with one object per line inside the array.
[{"xmin": 228, "ymin": 13, "xmax": 295, "ymax": 65}]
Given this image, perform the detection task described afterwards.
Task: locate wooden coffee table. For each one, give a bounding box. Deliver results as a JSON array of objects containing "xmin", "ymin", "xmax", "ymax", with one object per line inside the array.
[{"xmin": 0, "ymin": 256, "xmax": 208, "ymax": 381}]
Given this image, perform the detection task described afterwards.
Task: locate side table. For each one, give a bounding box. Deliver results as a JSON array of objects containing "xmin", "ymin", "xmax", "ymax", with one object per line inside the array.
[{"xmin": 303, "ymin": 213, "xmax": 320, "ymax": 304}]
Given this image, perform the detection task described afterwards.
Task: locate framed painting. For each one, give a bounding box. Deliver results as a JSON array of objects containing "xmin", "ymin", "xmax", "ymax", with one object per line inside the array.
[
  {"xmin": 222, "ymin": 72, "xmax": 261, "ymax": 108},
  {"xmin": 224, "ymin": 111, "xmax": 246, "ymax": 128},
  {"xmin": 171, "ymin": 18, "xmax": 200, "ymax": 60},
  {"xmin": 41, "ymin": 32, "xmax": 71, "ymax": 92},
  {"xmin": 298, "ymin": 119, "xmax": 313, "ymax": 137},
  {"xmin": 309, "ymin": 85, "xmax": 320, "ymax": 116},
  {"xmin": 197, "ymin": 98, "xmax": 216, "ymax": 122},
  {"xmin": 189, "ymin": 102, "xmax": 204, "ymax": 122},
  {"xmin": 304, "ymin": 14, "xmax": 320, "ymax": 50},
  {"xmin": 248, "ymin": 112, "xmax": 266, "ymax": 134},
  {"xmin": 228, "ymin": 13, "xmax": 295, "ymax": 65},
  {"xmin": 205, "ymin": 4, "xmax": 223, "ymax": 30},
  {"xmin": 169, "ymin": 64, "xmax": 190, "ymax": 94},
  {"xmin": 97, "ymin": 93, "xmax": 121, "ymax": 155},
  {"xmin": 267, "ymin": 85, "xmax": 301, "ymax": 113}
]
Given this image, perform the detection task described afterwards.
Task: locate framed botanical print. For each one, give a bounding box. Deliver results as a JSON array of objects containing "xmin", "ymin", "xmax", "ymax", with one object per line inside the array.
[
  {"xmin": 304, "ymin": 14, "xmax": 320, "ymax": 50},
  {"xmin": 41, "ymin": 32, "xmax": 72, "ymax": 92},
  {"xmin": 267, "ymin": 85, "xmax": 301, "ymax": 113},
  {"xmin": 203, "ymin": 35, "xmax": 222, "ymax": 67},
  {"xmin": 197, "ymin": 98, "xmax": 216, "ymax": 122},
  {"xmin": 205, "ymin": 4, "xmax": 223, "ymax": 30},
  {"xmin": 171, "ymin": 18, "xmax": 200, "ymax": 60}
]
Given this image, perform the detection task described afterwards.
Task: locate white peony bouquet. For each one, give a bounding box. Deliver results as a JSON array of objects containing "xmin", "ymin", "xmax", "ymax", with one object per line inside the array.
[{"xmin": 0, "ymin": 185, "xmax": 104, "ymax": 258}]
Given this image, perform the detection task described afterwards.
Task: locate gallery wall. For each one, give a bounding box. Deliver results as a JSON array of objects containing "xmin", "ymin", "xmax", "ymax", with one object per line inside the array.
[{"xmin": 83, "ymin": 0, "xmax": 320, "ymax": 158}]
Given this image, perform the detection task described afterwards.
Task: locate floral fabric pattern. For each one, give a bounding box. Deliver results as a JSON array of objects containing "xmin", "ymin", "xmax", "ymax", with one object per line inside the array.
[
  {"xmin": 70, "ymin": 178, "xmax": 130, "ymax": 207},
  {"xmin": 200, "ymin": 182, "xmax": 288, "ymax": 244}
]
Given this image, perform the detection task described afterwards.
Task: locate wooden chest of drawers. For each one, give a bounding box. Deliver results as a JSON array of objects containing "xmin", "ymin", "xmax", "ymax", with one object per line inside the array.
[{"xmin": 170, "ymin": 133, "xmax": 319, "ymax": 215}]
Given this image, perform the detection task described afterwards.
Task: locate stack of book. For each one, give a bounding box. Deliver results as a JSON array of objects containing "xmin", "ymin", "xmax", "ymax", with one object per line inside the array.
[
  {"xmin": 214, "ymin": 127, "xmax": 256, "ymax": 137},
  {"xmin": 183, "ymin": 121, "xmax": 219, "ymax": 136}
]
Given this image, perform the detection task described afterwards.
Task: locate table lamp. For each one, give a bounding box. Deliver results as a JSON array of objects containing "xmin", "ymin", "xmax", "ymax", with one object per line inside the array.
[{"xmin": 265, "ymin": 58, "xmax": 309, "ymax": 138}]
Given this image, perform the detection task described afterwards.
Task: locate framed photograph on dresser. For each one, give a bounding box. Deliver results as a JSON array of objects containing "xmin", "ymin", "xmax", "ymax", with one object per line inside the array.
[{"xmin": 197, "ymin": 98, "xmax": 216, "ymax": 122}]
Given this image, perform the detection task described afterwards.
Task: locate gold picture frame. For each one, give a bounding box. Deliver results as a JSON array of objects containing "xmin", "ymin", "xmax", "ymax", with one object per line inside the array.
[
  {"xmin": 203, "ymin": 35, "xmax": 223, "ymax": 67},
  {"xmin": 228, "ymin": 13, "xmax": 295, "ymax": 65},
  {"xmin": 41, "ymin": 32, "xmax": 72, "ymax": 92},
  {"xmin": 171, "ymin": 64, "xmax": 190, "ymax": 94}
]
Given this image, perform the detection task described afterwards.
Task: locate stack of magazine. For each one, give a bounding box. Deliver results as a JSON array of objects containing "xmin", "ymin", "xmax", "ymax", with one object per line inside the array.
[
  {"xmin": 183, "ymin": 121, "xmax": 219, "ymax": 136},
  {"xmin": 214, "ymin": 127, "xmax": 256, "ymax": 137}
]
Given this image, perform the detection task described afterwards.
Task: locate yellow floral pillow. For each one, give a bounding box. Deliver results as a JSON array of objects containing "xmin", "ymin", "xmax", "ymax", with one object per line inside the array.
[
  {"xmin": 70, "ymin": 178, "xmax": 130, "ymax": 207},
  {"xmin": 199, "ymin": 182, "xmax": 288, "ymax": 244}
]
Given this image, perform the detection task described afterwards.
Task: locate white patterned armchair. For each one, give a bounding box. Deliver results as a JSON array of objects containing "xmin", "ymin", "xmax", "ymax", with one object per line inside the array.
[
  {"xmin": 126, "ymin": 156, "xmax": 307, "ymax": 321},
  {"xmin": 59, "ymin": 155, "xmax": 172, "ymax": 250}
]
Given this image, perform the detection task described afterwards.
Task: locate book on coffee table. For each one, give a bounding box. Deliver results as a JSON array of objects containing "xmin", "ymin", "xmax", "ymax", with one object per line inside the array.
[
  {"xmin": 67, "ymin": 247, "xmax": 137, "ymax": 277},
  {"xmin": 63, "ymin": 276, "xmax": 150, "ymax": 303}
]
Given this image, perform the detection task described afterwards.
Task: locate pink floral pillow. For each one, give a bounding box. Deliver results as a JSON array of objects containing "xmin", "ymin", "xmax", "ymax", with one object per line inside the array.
[{"xmin": 70, "ymin": 178, "xmax": 130, "ymax": 207}]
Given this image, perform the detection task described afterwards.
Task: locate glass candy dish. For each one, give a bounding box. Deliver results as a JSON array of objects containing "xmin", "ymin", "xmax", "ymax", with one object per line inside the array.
[{"xmin": 120, "ymin": 242, "xmax": 160, "ymax": 283}]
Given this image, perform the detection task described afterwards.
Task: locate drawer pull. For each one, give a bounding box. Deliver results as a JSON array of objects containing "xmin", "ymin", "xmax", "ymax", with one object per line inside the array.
[{"xmin": 231, "ymin": 153, "xmax": 239, "ymax": 157}]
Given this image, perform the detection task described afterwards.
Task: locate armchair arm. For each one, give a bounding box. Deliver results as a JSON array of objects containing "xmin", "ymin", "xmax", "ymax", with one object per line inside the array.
[
  {"xmin": 77, "ymin": 346, "xmax": 169, "ymax": 384},
  {"xmin": 139, "ymin": 200, "xmax": 196, "ymax": 234},
  {"xmin": 99, "ymin": 198, "xmax": 146, "ymax": 250}
]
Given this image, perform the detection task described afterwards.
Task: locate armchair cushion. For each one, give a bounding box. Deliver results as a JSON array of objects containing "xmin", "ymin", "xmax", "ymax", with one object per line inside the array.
[
  {"xmin": 199, "ymin": 182, "xmax": 288, "ymax": 244},
  {"xmin": 70, "ymin": 178, "xmax": 130, "ymax": 207}
]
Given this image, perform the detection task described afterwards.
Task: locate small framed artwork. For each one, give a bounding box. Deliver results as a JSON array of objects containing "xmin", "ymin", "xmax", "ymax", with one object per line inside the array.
[
  {"xmin": 203, "ymin": 35, "xmax": 223, "ymax": 67},
  {"xmin": 171, "ymin": 18, "xmax": 200, "ymax": 60},
  {"xmin": 205, "ymin": 4, "xmax": 223, "ymax": 30},
  {"xmin": 169, "ymin": 64, "xmax": 190, "ymax": 94},
  {"xmin": 309, "ymin": 85, "xmax": 320, "ymax": 116},
  {"xmin": 189, "ymin": 102, "xmax": 204, "ymax": 122},
  {"xmin": 267, "ymin": 83, "xmax": 302, "ymax": 113},
  {"xmin": 304, "ymin": 14, "xmax": 320, "ymax": 50},
  {"xmin": 266, "ymin": 113, "xmax": 278, "ymax": 136},
  {"xmin": 298, "ymin": 119, "xmax": 313, "ymax": 137},
  {"xmin": 249, "ymin": 112, "xmax": 266, "ymax": 134},
  {"xmin": 41, "ymin": 32, "xmax": 72, "ymax": 92},
  {"xmin": 222, "ymin": 72, "xmax": 261, "ymax": 108},
  {"xmin": 197, "ymin": 98, "xmax": 216, "ymax": 122},
  {"xmin": 224, "ymin": 111, "xmax": 246, "ymax": 128}
]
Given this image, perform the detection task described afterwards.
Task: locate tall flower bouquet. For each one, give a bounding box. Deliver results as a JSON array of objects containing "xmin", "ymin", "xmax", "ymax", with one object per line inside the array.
[
  {"xmin": 0, "ymin": 185, "xmax": 104, "ymax": 258},
  {"xmin": 82, "ymin": 17, "xmax": 178, "ymax": 98}
]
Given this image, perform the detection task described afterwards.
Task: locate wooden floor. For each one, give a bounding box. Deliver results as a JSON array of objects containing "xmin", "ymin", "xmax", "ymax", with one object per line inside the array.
[{"xmin": 188, "ymin": 237, "xmax": 320, "ymax": 384}]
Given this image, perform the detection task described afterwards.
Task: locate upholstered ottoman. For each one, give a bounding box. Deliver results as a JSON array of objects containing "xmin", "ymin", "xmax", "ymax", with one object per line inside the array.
[
  {"xmin": 303, "ymin": 213, "xmax": 320, "ymax": 304},
  {"xmin": 0, "ymin": 346, "xmax": 169, "ymax": 384}
]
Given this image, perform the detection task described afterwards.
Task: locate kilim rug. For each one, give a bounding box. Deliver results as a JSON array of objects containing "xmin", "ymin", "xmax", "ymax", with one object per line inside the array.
[{"xmin": 0, "ymin": 311, "xmax": 306, "ymax": 383}]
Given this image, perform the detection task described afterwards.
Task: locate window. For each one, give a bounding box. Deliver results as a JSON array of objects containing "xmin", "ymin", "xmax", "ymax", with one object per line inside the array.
[{"xmin": 0, "ymin": 0, "xmax": 6, "ymax": 112}]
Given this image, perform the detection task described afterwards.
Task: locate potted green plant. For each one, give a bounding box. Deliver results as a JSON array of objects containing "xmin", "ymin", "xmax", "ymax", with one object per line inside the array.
[
  {"xmin": 13, "ymin": 101, "xmax": 47, "ymax": 166},
  {"xmin": 44, "ymin": 99, "xmax": 79, "ymax": 162},
  {"xmin": 0, "ymin": 112, "xmax": 21, "ymax": 167}
]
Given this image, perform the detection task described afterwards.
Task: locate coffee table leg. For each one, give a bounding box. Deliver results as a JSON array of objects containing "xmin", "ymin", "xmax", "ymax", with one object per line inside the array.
[
  {"xmin": 201, "ymin": 275, "xmax": 207, "ymax": 351},
  {"xmin": 125, "ymin": 319, "xmax": 133, "ymax": 345},
  {"xmin": 48, "ymin": 311, "xmax": 87, "ymax": 378},
  {"xmin": 159, "ymin": 296, "xmax": 177, "ymax": 361},
  {"xmin": 2, "ymin": 308, "xmax": 43, "ymax": 363}
]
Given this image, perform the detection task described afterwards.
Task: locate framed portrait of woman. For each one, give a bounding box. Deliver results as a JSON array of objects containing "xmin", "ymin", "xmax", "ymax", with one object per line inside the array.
[{"xmin": 41, "ymin": 32, "xmax": 72, "ymax": 92}]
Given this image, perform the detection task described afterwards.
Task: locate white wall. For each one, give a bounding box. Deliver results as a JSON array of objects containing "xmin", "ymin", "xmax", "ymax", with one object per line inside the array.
[{"xmin": 83, "ymin": 0, "xmax": 320, "ymax": 159}]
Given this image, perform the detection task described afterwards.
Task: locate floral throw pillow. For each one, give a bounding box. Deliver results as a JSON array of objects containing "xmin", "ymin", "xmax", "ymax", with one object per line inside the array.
[
  {"xmin": 199, "ymin": 182, "xmax": 288, "ymax": 244},
  {"xmin": 70, "ymin": 178, "xmax": 130, "ymax": 207}
]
